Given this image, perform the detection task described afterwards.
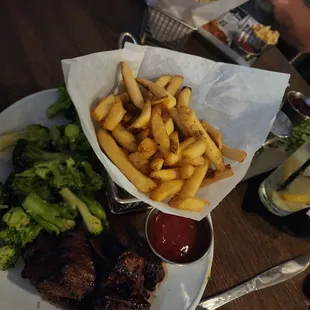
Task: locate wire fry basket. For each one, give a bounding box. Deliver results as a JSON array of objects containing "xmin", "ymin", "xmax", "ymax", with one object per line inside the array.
[
  {"xmin": 140, "ymin": 3, "xmax": 197, "ymax": 51},
  {"xmin": 107, "ymin": 178, "xmax": 151, "ymax": 214}
]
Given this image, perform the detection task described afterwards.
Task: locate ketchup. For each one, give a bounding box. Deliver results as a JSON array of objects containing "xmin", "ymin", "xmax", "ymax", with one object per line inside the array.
[{"xmin": 148, "ymin": 212, "xmax": 205, "ymax": 264}]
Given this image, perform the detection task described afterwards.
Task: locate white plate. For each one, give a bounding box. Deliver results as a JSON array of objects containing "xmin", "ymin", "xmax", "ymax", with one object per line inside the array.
[{"xmin": 0, "ymin": 89, "xmax": 214, "ymax": 310}]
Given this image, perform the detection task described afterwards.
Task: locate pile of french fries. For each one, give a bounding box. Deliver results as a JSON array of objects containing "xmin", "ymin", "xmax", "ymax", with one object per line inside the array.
[{"xmin": 92, "ymin": 62, "xmax": 247, "ymax": 212}]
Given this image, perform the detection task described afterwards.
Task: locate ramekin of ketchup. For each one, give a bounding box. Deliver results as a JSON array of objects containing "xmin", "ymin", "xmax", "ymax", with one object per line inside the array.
[{"xmin": 145, "ymin": 209, "xmax": 212, "ymax": 265}]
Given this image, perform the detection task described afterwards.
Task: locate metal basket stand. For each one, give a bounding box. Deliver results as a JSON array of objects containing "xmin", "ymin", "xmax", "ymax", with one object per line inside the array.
[{"xmin": 140, "ymin": 3, "xmax": 197, "ymax": 51}]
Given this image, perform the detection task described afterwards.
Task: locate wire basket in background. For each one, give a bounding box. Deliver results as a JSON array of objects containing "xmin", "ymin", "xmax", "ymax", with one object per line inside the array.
[{"xmin": 140, "ymin": 4, "xmax": 197, "ymax": 51}]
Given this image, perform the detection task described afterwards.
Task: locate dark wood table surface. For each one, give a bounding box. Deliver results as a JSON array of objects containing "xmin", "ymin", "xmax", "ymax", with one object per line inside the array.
[{"xmin": 1, "ymin": 0, "xmax": 310, "ymax": 309}]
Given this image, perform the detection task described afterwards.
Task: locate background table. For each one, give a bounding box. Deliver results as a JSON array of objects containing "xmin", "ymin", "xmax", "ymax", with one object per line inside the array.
[{"xmin": 1, "ymin": 0, "xmax": 310, "ymax": 309}]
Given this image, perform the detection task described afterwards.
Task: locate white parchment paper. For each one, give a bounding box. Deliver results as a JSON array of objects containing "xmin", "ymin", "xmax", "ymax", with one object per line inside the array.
[
  {"xmin": 146, "ymin": 0, "xmax": 248, "ymax": 28},
  {"xmin": 62, "ymin": 43, "xmax": 289, "ymax": 220}
]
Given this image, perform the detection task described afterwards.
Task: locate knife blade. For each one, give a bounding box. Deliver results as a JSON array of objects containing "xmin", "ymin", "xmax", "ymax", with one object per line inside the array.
[{"xmin": 198, "ymin": 254, "xmax": 310, "ymax": 310}]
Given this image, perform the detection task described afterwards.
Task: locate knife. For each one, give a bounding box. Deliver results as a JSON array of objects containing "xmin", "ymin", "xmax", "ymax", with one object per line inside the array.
[{"xmin": 198, "ymin": 254, "xmax": 310, "ymax": 310}]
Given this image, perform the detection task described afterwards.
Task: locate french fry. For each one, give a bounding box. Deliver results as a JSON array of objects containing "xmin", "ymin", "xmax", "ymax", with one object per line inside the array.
[
  {"xmin": 122, "ymin": 113, "xmax": 133, "ymax": 123},
  {"xmin": 140, "ymin": 87, "xmax": 153, "ymax": 100},
  {"xmin": 166, "ymin": 75, "xmax": 184, "ymax": 96},
  {"xmin": 151, "ymin": 108, "xmax": 170, "ymax": 157},
  {"xmin": 179, "ymin": 164, "xmax": 195, "ymax": 179},
  {"xmin": 112, "ymin": 124, "xmax": 138, "ymax": 152},
  {"xmin": 164, "ymin": 153, "xmax": 182, "ymax": 166},
  {"xmin": 97, "ymin": 130, "xmax": 156, "ymax": 193},
  {"xmin": 135, "ymin": 78, "xmax": 153, "ymax": 89},
  {"xmin": 137, "ymin": 138, "xmax": 158, "ymax": 159},
  {"xmin": 182, "ymin": 139, "xmax": 206, "ymax": 159},
  {"xmin": 201, "ymin": 120, "xmax": 223, "ymax": 150},
  {"xmin": 222, "ymin": 144, "xmax": 247, "ymax": 162},
  {"xmin": 170, "ymin": 131, "xmax": 180, "ymax": 154},
  {"xmin": 150, "ymin": 168, "xmax": 180, "ymax": 181},
  {"xmin": 152, "ymin": 151, "xmax": 164, "ymax": 160},
  {"xmin": 155, "ymin": 75, "xmax": 172, "ymax": 88},
  {"xmin": 136, "ymin": 128, "xmax": 150, "ymax": 143},
  {"xmin": 102, "ymin": 97, "xmax": 126, "ymax": 131},
  {"xmin": 92, "ymin": 94, "xmax": 115, "ymax": 121},
  {"xmin": 174, "ymin": 156, "xmax": 206, "ymax": 167},
  {"xmin": 128, "ymin": 152, "xmax": 149, "ymax": 174},
  {"xmin": 150, "ymin": 158, "xmax": 164, "ymax": 171},
  {"xmin": 123, "ymin": 102, "xmax": 141, "ymax": 116},
  {"xmin": 153, "ymin": 103, "xmax": 162, "ymax": 115},
  {"xmin": 150, "ymin": 179, "xmax": 185, "ymax": 202},
  {"xmin": 180, "ymin": 137, "xmax": 196, "ymax": 151},
  {"xmin": 164, "ymin": 118, "xmax": 174, "ymax": 136},
  {"xmin": 169, "ymin": 162, "xmax": 209, "ymax": 208},
  {"xmin": 128, "ymin": 100, "xmax": 151, "ymax": 131},
  {"xmin": 121, "ymin": 61, "xmax": 144, "ymax": 110},
  {"xmin": 200, "ymin": 165, "xmax": 234, "ymax": 188},
  {"xmin": 169, "ymin": 196, "xmax": 208, "ymax": 211},
  {"xmin": 168, "ymin": 108, "xmax": 188, "ymax": 137},
  {"xmin": 116, "ymin": 92, "xmax": 130, "ymax": 104},
  {"xmin": 178, "ymin": 87, "xmax": 225, "ymax": 171},
  {"xmin": 136, "ymin": 78, "xmax": 176, "ymax": 109},
  {"xmin": 161, "ymin": 109, "xmax": 171, "ymax": 122},
  {"xmin": 151, "ymin": 96, "xmax": 169, "ymax": 106}
]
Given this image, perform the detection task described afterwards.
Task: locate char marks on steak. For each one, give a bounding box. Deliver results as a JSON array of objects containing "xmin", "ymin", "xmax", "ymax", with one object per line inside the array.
[
  {"xmin": 22, "ymin": 228, "xmax": 95, "ymax": 309},
  {"xmin": 114, "ymin": 227, "xmax": 165, "ymax": 291},
  {"xmin": 92, "ymin": 251, "xmax": 151, "ymax": 310}
]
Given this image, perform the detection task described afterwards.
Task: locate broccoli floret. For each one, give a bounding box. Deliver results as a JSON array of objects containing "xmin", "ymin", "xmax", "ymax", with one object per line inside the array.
[
  {"xmin": 22, "ymin": 193, "xmax": 75, "ymax": 235},
  {"xmin": 0, "ymin": 125, "xmax": 50, "ymax": 152},
  {"xmin": 0, "ymin": 207, "xmax": 42, "ymax": 248},
  {"xmin": 12, "ymin": 140, "xmax": 70, "ymax": 173},
  {"xmin": 78, "ymin": 193, "xmax": 108, "ymax": 223},
  {"xmin": 81, "ymin": 161, "xmax": 103, "ymax": 192},
  {"xmin": 0, "ymin": 245, "xmax": 19, "ymax": 270},
  {"xmin": 0, "ymin": 183, "xmax": 8, "ymax": 212},
  {"xmin": 46, "ymin": 87, "xmax": 78, "ymax": 123},
  {"xmin": 65, "ymin": 124, "xmax": 80, "ymax": 144},
  {"xmin": 50, "ymin": 124, "xmax": 91, "ymax": 155},
  {"xmin": 0, "ymin": 224, "xmax": 41, "ymax": 248},
  {"xmin": 16, "ymin": 158, "xmax": 85, "ymax": 192},
  {"xmin": 33, "ymin": 159, "xmax": 84, "ymax": 191},
  {"xmin": 5, "ymin": 172, "xmax": 54, "ymax": 206},
  {"xmin": 0, "ymin": 228, "xmax": 20, "ymax": 245},
  {"xmin": 60, "ymin": 188, "xmax": 103, "ymax": 236},
  {"xmin": 19, "ymin": 223, "xmax": 42, "ymax": 247},
  {"xmin": 3, "ymin": 207, "xmax": 30, "ymax": 229},
  {"xmin": 49, "ymin": 126, "xmax": 69, "ymax": 152}
]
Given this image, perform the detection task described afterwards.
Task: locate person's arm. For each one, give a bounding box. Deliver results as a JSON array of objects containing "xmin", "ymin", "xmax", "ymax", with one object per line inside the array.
[{"xmin": 272, "ymin": 0, "xmax": 310, "ymax": 51}]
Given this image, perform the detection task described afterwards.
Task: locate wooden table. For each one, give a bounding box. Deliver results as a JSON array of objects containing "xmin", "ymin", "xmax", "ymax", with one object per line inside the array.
[{"xmin": 1, "ymin": 0, "xmax": 310, "ymax": 309}]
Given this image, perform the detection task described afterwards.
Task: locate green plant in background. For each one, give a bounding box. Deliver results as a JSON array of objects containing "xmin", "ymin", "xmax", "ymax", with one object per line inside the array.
[{"xmin": 287, "ymin": 121, "xmax": 310, "ymax": 153}]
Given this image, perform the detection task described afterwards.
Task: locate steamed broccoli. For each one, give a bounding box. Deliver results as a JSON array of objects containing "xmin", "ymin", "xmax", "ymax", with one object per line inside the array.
[
  {"xmin": 12, "ymin": 140, "xmax": 70, "ymax": 172},
  {"xmin": 0, "ymin": 207, "xmax": 42, "ymax": 248},
  {"xmin": 3, "ymin": 207, "xmax": 30, "ymax": 229},
  {"xmin": 50, "ymin": 124, "xmax": 91, "ymax": 154},
  {"xmin": 32, "ymin": 158, "xmax": 84, "ymax": 191},
  {"xmin": 5, "ymin": 172, "xmax": 54, "ymax": 206},
  {"xmin": 80, "ymin": 161, "xmax": 103, "ymax": 192},
  {"xmin": 78, "ymin": 193, "xmax": 108, "ymax": 223},
  {"xmin": 0, "ymin": 245, "xmax": 19, "ymax": 270},
  {"xmin": 0, "ymin": 183, "xmax": 8, "ymax": 212},
  {"xmin": 0, "ymin": 224, "xmax": 41, "ymax": 248},
  {"xmin": 46, "ymin": 87, "xmax": 78, "ymax": 122},
  {"xmin": 60, "ymin": 188, "xmax": 103, "ymax": 236},
  {"xmin": 22, "ymin": 193, "xmax": 75, "ymax": 235},
  {"xmin": 0, "ymin": 125, "xmax": 50, "ymax": 152}
]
